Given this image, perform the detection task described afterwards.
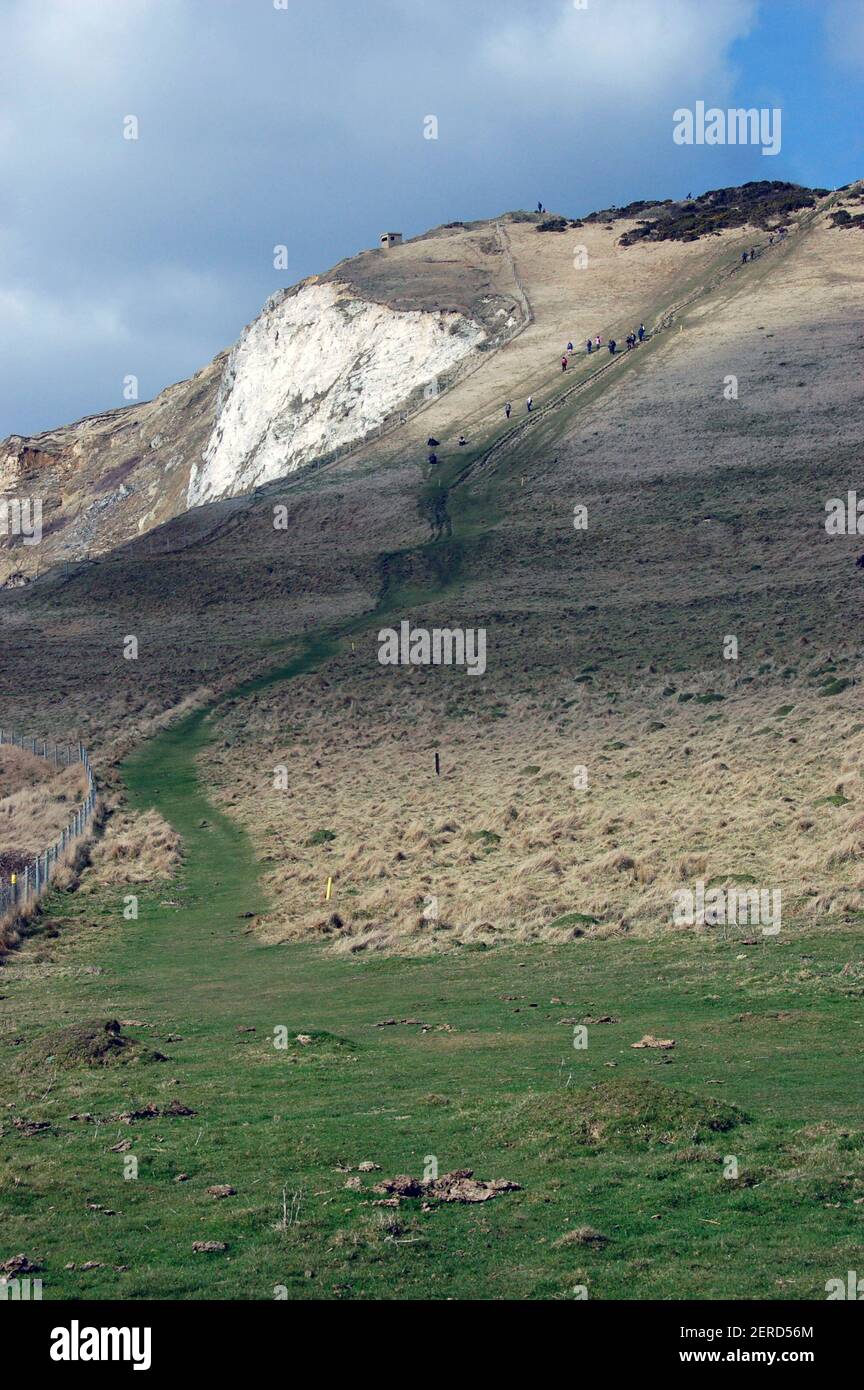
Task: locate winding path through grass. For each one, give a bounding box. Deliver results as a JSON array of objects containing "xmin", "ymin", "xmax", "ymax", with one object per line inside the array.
[{"xmin": 4, "ymin": 207, "xmax": 860, "ymax": 1299}]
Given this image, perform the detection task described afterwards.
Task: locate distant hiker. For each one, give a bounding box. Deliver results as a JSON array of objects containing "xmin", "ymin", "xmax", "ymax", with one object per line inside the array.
[
  {"xmin": 504, "ymin": 401, "xmax": 511, "ymax": 419},
  {"xmin": 626, "ymin": 333, "xmax": 634, "ymax": 350},
  {"xmin": 567, "ymin": 341, "xmax": 574, "ymax": 353},
  {"xmin": 458, "ymin": 434, "xmax": 467, "ymax": 447},
  {"xmin": 586, "ymin": 338, "xmax": 593, "ymax": 354},
  {"xmin": 427, "ymin": 437, "xmax": 439, "ymax": 447},
  {"xmin": 594, "ymin": 334, "xmax": 601, "ymax": 350},
  {"xmin": 741, "ymin": 250, "xmax": 748, "ymax": 264},
  {"xmin": 537, "ymin": 200, "xmax": 543, "ymax": 213},
  {"xmin": 608, "ymin": 339, "xmax": 616, "ymax": 354},
  {"xmin": 428, "ymin": 452, "xmax": 437, "ymax": 465},
  {"xmin": 561, "ymin": 355, "xmax": 568, "ymax": 372},
  {"xmin": 526, "ymin": 396, "xmax": 533, "ymax": 412},
  {"xmin": 638, "ymin": 323, "xmax": 645, "ymax": 342}
]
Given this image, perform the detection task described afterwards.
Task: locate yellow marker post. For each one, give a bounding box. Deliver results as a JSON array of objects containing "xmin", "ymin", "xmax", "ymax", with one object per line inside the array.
[
  {"xmin": 325, "ymin": 876, "xmax": 332, "ymax": 902},
  {"xmin": 10, "ymin": 873, "xmax": 16, "ymax": 886}
]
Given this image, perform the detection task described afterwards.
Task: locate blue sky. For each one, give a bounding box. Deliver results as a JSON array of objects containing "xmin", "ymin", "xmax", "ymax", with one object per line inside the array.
[{"xmin": 1, "ymin": 0, "xmax": 862, "ymax": 439}]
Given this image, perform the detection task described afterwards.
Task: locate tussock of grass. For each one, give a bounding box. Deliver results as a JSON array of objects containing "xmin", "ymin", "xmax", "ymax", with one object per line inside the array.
[
  {"xmin": 280, "ymin": 1029, "xmax": 358, "ymax": 1055},
  {"xmin": 506, "ymin": 1077, "xmax": 746, "ymax": 1154},
  {"xmin": 553, "ymin": 1226, "xmax": 610, "ymax": 1248},
  {"xmin": 19, "ymin": 1019, "xmax": 166, "ymax": 1069},
  {"xmin": 547, "ymin": 911, "xmax": 599, "ymax": 931},
  {"xmin": 88, "ymin": 808, "xmax": 182, "ymax": 885}
]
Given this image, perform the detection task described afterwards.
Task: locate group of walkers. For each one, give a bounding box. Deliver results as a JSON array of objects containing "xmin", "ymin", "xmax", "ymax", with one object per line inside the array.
[
  {"xmin": 502, "ymin": 321, "xmax": 649, "ymax": 425},
  {"xmin": 742, "ymin": 235, "xmax": 779, "ymax": 262},
  {"xmin": 431, "ymin": 229, "xmax": 786, "ymax": 467},
  {"xmin": 429, "ymin": 316, "xmax": 650, "ymax": 462},
  {"xmin": 743, "ymin": 230, "xmax": 785, "ymax": 263},
  {"xmin": 584, "ymin": 323, "xmax": 646, "ymax": 357}
]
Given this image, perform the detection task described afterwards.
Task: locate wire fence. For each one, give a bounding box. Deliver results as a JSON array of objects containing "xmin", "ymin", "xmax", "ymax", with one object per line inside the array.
[{"xmin": 0, "ymin": 728, "xmax": 97, "ymax": 917}]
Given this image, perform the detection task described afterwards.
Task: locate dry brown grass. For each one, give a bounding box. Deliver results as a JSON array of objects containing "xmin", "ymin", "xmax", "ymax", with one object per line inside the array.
[
  {"xmin": 200, "ymin": 644, "xmax": 863, "ymax": 956},
  {"xmin": 0, "ymin": 744, "xmax": 63, "ymax": 797},
  {"xmin": 0, "ymin": 756, "xmax": 88, "ymax": 858},
  {"xmin": 88, "ymin": 808, "xmax": 182, "ymax": 885}
]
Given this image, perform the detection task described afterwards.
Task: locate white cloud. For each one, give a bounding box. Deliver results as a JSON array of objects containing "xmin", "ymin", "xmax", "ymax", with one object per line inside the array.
[{"xmin": 480, "ymin": 0, "xmax": 757, "ymax": 103}]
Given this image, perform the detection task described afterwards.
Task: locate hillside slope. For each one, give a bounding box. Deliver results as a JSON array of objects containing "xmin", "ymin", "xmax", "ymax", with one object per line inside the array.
[
  {"xmin": 0, "ymin": 220, "xmax": 527, "ymax": 584},
  {"xmin": 2, "ymin": 180, "xmax": 864, "ymax": 1305},
  {"xmin": 1, "ymin": 181, "xmax": 836, "ymax": 586},
  {"xmin": 1, "ymin": 182, "xmax": 861, "ymax": 863},
  {"xmin": 198, "ymin": 190, "xmax": 864, "ymax": 953}
]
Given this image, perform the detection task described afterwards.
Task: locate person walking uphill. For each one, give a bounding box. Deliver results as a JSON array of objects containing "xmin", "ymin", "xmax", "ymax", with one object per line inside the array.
[
  {"xmin": 638, "ymin": 323, "xmax": 645, "ymax": 342},
  {"xmin": 561, "ymin": 355, "xmax": 568, "ymax": 372},
  {"xmin": 526, "ymin": 396, "xmax": 533, "ymax": 412},
  {"xmin": 586, "ymin": 338, "xmax": 593, "ymax": 354},
  {"xmin": 608, "ymin": 338, "xmax": 616, "ymax": 354},
  {"xmin": 504, "ymin": 401, "xmax": 511, "ymax": 420}
]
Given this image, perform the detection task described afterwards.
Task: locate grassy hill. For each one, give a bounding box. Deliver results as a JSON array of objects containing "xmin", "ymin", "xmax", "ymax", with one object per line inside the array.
[{"xmin": 1, "ymin": 181, "xmax": 863, "ymax": 1300}]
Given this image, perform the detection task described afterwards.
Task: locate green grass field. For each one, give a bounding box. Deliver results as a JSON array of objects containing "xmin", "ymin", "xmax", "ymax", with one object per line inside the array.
[{"xmin": 2, "ymin": 647, "xmax": 862, "ymax": 1300}]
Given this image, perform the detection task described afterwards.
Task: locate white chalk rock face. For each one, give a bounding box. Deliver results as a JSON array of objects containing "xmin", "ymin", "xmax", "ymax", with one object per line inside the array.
[{"xmin": 187, "ymin": 281, "xmax": 485, "ymax": 506}]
